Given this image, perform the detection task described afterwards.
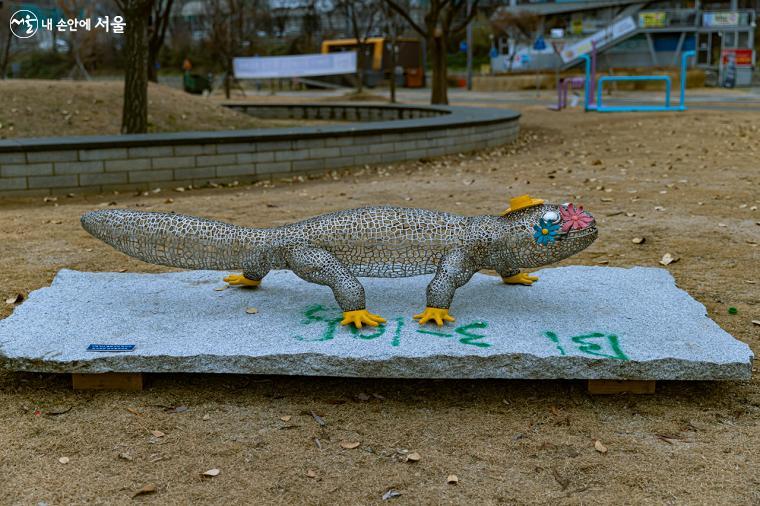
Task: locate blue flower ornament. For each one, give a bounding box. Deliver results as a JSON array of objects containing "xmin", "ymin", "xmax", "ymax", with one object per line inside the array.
[{"xmin": 533, "ymin": 218, "xmax": 560, "ymax": 245}]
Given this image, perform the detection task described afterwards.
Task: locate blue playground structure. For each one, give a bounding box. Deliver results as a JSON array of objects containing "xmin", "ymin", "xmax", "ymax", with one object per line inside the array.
[{"xmin": 582, "ymin": 50, "xmax": 696, "ymax": 113}]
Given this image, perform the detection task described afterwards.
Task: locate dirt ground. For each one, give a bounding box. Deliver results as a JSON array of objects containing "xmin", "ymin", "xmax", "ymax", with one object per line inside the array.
[
  {"xmin": 0, "ymin": 103, "xmax": 759, "ymax": 505},
  {"xmin": 0, "ymin": 80, "xmax": 332, "ymax": 139}
]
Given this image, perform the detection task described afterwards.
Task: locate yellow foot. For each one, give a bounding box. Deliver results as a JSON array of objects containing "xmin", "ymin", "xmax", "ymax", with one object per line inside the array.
[
  {"xmin": 223, "ymin": 273, "xmax": 261, "ymax": 287},
  {"xmin": 414, "ymin": 307, "xmax": 455, "ymax": 327},
  {"xmin": 502, "ymin": 272, "xmax": 539, "ymax": 286},
  {"xmin": 341, "ymin": 309, "xmax": 387, "ymax": 329}
]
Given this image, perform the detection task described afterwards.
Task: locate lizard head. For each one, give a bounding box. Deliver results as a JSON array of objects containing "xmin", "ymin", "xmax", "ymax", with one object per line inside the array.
[{"xmin": 500, "ymin": 196, "xmax": 597, "ymax": 267}]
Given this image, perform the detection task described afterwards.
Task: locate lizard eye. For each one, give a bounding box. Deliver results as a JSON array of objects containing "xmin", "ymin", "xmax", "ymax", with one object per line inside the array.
[{"xmin": 542, "ymin": 211, "xmax": 560, "ymax": 224}]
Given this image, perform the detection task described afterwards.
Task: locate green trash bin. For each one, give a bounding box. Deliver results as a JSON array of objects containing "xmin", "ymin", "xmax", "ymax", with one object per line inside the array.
[{"xmin": 183, "ymin": 73, "xmax": 212, "ymax": 94}]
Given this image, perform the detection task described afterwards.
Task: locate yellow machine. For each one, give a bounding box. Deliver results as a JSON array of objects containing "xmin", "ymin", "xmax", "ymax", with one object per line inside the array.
[{"xmin": 321, "ymin": 37, "xmax": 423, "ymax": 87}]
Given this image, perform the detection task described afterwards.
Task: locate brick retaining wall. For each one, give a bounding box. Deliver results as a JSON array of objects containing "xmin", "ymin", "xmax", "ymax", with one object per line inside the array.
[{"xmin": 0, "ymin": 104, "xmax": 520, "ymax": 197}]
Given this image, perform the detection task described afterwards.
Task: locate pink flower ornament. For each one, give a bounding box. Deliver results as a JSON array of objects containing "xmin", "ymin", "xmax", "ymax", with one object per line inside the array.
[{"xmin": 559, "ymin": 204, "xmax": 593, "ymax": 233}]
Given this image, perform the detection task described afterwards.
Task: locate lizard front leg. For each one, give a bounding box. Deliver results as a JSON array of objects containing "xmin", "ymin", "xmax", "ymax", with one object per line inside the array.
[
  {"xmin": 415, "ymin": 249, "xmax": 476, "ymax": 326},
  {"xmin": 284, "ymin": 247, "xmax": 386, "ymax": 329}
]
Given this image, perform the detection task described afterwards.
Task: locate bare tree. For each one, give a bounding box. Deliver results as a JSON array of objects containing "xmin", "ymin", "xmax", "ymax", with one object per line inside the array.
[
  {"xmin": 385, "ymin": 0, "xmax": 478, "ymax": 104},
  {"xmin": 338, "ymin": 0, "xmax": 381, "ymax": 94},
  {"xmin": 0, "ymin": 4, "xmax": 12, "ymax": 79},
  {"xmin": 206, "ymin": 0, "xmax": 260, "ymax": 98},
  {"xmin": 148, "ymin": 0, "xmax": 174, "ymax": 82},
  {"xmin": 116, "ymin": 0, "xmax": 154, "ymax": 134},
  {"xmin": 57, "ymin": 0, "xmax": 99, "ymax": 80},
  {"xmin": 383, "ymin": 1, "xmax": 408, "ymax": 103}
]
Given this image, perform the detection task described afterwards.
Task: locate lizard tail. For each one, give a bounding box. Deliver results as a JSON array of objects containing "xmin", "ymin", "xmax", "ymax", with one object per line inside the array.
[{"xmin": 81, "ymin": 209, "xmax": 266, "ymax": 271}]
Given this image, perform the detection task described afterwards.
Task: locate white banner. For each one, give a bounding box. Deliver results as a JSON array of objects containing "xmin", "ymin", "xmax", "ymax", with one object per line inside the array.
[
  {"xmin": 233, "ymin": 52, "xmax": 357, "ymax": 79},
  {"xmin": 560, "ymin": 16, "xmax": 637, "ymax": 63}
]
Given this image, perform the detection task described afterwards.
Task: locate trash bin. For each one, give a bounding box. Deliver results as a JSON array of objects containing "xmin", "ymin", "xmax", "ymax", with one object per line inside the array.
[
  {"xmin": 183, "ymin": 73, "xmax": 212, "ymax": 95},
  {"xmin": 405, "ymin": 67, "xmax": 424, "ymax": 88}
]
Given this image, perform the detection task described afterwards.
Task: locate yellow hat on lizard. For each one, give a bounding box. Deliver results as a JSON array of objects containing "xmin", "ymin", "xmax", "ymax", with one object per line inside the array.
[{"xmin": 500, "ymin": 194, "xmax": 544, "ymax": 216}]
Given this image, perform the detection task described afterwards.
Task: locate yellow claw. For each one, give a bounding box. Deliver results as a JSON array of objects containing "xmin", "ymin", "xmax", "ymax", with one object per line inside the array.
[
  {"xmin": 414, "ymin": 307, "xmax": 455, "ymax": 327},
  {"xmin": 223, "ymin": 273, "xmax": 261, "ymax": 287},
  {"xmin": 341, "ymin": 309, "xmax": 387, "ymax": 329},
  {"xmin": 502, "ymin": 272, "xmax": 539, "ymax": 286}
]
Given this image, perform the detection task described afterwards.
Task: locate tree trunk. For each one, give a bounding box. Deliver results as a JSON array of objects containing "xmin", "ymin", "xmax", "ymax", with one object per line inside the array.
[
  {"xmin": 121, "ymin": 4, "xmax": 150, "ymax": 134},
  {"xmin": 0, "ymin": 30, "xmax": 11, "ymax": 80},
  {"xmin": 389, "ymin": 38, "xmax": 397, "ymax": 103},
  {"xmin": 224, "ymin": 57, "xmax": 232, "ymax": 99},
  {"xmin": 147, "ymin": 44, "xmax": 158, "ymax": 83},
  {"xmin": 356, "ymin": 43, "xmax": 365, "ymax": 94},
  {"xmin": 430, "ymin": 33, "xmax": 448, "ymax": 104}
]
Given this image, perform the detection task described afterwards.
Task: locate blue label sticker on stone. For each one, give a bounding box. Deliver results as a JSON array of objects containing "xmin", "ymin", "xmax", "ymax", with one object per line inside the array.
[{"xmin": 86, "ymin": 344, "xmax": 136, "ymax": 352}]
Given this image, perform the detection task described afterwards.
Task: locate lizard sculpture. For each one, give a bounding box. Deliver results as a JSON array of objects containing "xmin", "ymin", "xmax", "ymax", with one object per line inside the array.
[{"xmin": 81, "ymin": 195, "xmax": 597, "ymax": 328}]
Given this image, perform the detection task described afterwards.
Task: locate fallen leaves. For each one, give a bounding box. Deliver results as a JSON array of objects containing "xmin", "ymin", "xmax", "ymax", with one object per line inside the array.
[
  {"xmin": 339, "ymin": 440, "xmax": 360, "ymax": 450},
  {"xmin": 132, "ymin": 483, "xmax": 157, "ymax": 498},
  {"xmin": 202, "ymin": 468, "xmax": 221, "ymax": 477},
  {"xmin": 150, "ymin": 430, "xmax": 165, "ymax": 438},
  {"xmin": 594, "ymin": 440, "xmax": 608, "ymax": 454},
  {"xmin": 659, "ymin": 253, "xmax": 679, "ymax": 266},
  {"xmin": 5, "ymin": 294, "xmax": 23, "ymax": 305},
  {"xmin": 382, "ymin": 489, "xmax": 402, "ymax": 500},
  {"xmin": 405, "ymin": 452, "xmax": 421, "ymax": 462},
  {"xmin": 310, "ymin": 410, "xmax": 326, "ymax": 426}
]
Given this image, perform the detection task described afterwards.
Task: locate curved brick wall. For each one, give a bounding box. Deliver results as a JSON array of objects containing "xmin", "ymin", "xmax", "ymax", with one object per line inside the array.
[{"xmin": 0, "ymin": 103, "xmax": 520, "ymax": 197}]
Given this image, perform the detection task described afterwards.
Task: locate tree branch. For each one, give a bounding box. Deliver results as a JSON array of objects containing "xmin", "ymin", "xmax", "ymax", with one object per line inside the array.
[
  {"xmin": 451, "ymin": 0, "xmax": 479, "ymax": 36},
  {"xmin": 384, "ymin": 0, "xmax": 426, "ymax": 37}
]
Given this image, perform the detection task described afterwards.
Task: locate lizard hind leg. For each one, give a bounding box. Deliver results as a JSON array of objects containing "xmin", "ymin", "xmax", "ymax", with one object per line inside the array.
[
  {"xmin": 223, "ymin": 273, "xmax": 261, "ymax": 288},
  {"xmin": 224, "ymin": 260, "xmax": 270, "ymax": 288},
  {"xmin": 501, "ymin": 270, "xmax": 539, "ymax": 286}
]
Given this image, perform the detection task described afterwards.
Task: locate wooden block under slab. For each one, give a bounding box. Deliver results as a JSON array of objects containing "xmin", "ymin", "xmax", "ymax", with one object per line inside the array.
[
  {"xmin": 587, "ymin": 379, "xmax": 656, "ymax": 395},
  {"xmin": 72, "ymin": 373, "xmax": 143, "ymax": 391}
]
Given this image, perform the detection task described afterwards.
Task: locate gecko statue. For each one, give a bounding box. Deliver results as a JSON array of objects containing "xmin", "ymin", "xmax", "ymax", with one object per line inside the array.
[{"xmin": 80, "ymin": 194, "xmax": 597, "ymax": 329}]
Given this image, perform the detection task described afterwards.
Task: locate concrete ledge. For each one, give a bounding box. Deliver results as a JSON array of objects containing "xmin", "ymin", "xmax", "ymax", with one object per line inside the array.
[{"xmin": 0, "ymin": 104, "xmax": 520, "ymax": 197}]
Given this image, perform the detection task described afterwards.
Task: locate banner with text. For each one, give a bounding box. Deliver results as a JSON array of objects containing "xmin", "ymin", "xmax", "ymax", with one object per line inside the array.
[
  {"xmin": 233, "ymin": 52, "xmax": 357, "ymax": 79},
  {"xmin": 560, "ymin": 16, "xmax": 637, "ymax": 63}
]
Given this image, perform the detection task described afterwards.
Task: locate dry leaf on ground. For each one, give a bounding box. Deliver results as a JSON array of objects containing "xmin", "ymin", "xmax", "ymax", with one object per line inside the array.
[
  {"xmin": 202, "ymin": 468, "xmax": 221, "ymax": 477},
  {"xmin": 151, "ymin": 430, "xmax": 165, "ymax": 438},
  {"xmin": 340, "ymin": 440, "xmax": 360, "ymax": 449},
  {"xmin": 382, "ymin": 489, "xmax": 402, "ymax": 500},
  {"xmin": 132, "ymin": 483, "xmax": 157, "ymax": 498},
  {"xmin": 5, "ymin": 294, "xmax": 23, "ymax": 305}
]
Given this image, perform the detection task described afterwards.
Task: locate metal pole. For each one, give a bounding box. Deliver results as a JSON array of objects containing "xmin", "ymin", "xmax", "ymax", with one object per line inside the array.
[{"xmin": 466, "ymin": 0, "xmax": 473, "ymax": 90}]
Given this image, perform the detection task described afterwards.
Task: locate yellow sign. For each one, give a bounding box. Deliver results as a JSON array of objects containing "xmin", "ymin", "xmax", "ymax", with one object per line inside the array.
[{"xmin": 639, "ymin": 12, "xmax": 667, "ymax": 28}]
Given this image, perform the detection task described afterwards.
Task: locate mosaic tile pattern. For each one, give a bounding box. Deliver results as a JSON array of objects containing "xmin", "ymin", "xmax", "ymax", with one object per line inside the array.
[{"xmin": 81, "ymin": 204, "xmax": 597, "ymax": 312}]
